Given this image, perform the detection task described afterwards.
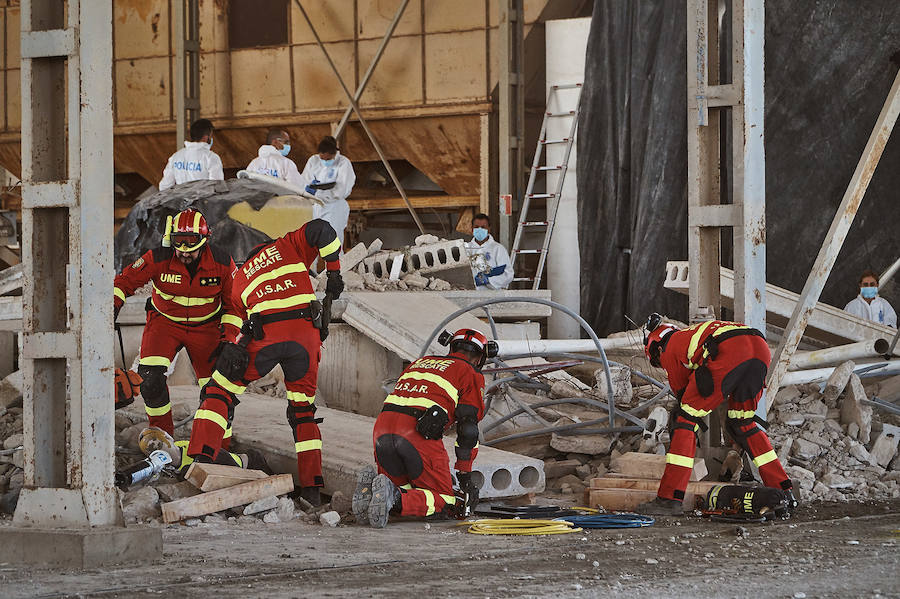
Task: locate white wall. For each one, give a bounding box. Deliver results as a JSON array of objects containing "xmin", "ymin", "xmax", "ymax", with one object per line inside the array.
[{"xmin": 546, "ymin": 17, "xmax": 590, "ymax": 339}]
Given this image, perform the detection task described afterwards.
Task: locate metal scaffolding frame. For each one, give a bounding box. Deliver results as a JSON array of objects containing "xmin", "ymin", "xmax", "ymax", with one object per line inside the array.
[
  {"xmin": 174, "ymin": 0, "xmax": 201, "ymax": 148},
  {"xmin": 686, "ymin": 0, "xmax": 766, "ymax": 333},
  {"xmin": 497, "ymin": 0, "xmax": 525, "ymax": 249}
]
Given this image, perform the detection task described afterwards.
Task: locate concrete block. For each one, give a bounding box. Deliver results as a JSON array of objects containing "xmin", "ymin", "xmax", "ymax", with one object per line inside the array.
[
  {"xmin": 840, "ymin": 374, "xmax": 873, "ymax": 444},
  {"xmin": 0, "ymin": 526, "xmax": 162, "ymax": 568},
  {"xmin": 870, "ymin": 424, "xmax": 900, "ymax": 468},
  {"xmin": 227, "ymin": 389, "xmax": 544, "ymax": 499},
  {"xmin": 243, "ymin": 495, "xmax": 278, "ymax": 515},
  {"xmin": 0, "ymin": 370, "xmax": 22, "ymax": 408},
  {"xmin": 361, "ymin": 240, "xmax": 475, "ymax": 288},
  {"xmin": 823, "ymin": 360, "xmax": 855, "ymax": 404}
]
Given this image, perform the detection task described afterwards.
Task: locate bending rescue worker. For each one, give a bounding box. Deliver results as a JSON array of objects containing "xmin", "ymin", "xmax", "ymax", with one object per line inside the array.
[
  {"xmin": 636, "ymin": 314, "xmax": 797, "ymax": 516},
  {"xmin": 113, "ymin": 209, "xmax": 242, "ymax": 437},
  {"xmin": 186, "ymin": 218, "xmax": 344, "ymax": 506},
  {"xmin": 353, "ymin": 329, "xmax": 495, "ymax": 528}
]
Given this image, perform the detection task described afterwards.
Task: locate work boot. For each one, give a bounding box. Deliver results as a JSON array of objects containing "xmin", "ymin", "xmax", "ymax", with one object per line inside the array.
[
  {"xmin": 368, "ymin": 474, "xmax": 401, "ymax": 529},
  {"xmin": 352, "ymin": 465, "xmax": 377, "ymax": 525},
  {"xmin": 299, "ymin": 486, "xmax": 322, "ymax": 507},
  {"xmin": 635, "ymin": 497, "xmax": 684, "ymax": 516}
]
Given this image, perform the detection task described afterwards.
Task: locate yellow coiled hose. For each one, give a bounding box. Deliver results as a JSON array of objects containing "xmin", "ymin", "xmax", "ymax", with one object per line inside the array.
[{"xmin": 461, "ymin": 518, "xmax": 582, "ymax": 535}]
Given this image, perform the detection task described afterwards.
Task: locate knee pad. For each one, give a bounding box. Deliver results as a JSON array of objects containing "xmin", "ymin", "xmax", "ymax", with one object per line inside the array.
[
  {"xmin": 375, "ymin": 433, "xmax": 424, "ymax": 479},
  {"xmin": 725, "ymin": 418, "xmax": 759, "ymax": 452},
  {"xmin": 286, "ymin": 402, "xmax": 321, "ymax": 427},
  {"xmin": 137, "ymin": 365, "xmax": 168, "ymax": 404}
]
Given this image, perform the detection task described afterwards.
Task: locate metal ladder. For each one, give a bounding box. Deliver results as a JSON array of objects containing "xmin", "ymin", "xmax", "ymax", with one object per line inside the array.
[{"xmin": 509, "ymin": 83, "xmax": 582, "ymax": 289}]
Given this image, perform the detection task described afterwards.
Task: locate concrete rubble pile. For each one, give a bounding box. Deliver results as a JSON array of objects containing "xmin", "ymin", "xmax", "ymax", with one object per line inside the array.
[
  {"xmin": 485, "ymin": 352, "xmax": 900, "ymax": 503},
  {"xmin": 313, "ymin": 235, "xmax": 470, "ymax": 293}
]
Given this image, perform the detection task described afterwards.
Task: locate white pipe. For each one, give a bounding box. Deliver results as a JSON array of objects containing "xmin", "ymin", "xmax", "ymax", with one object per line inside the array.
[
  {"xmin": 880, "ymin": 255, "xmax": 900, "ymax": 286},
  {"xmin": 496, "ymin": 336, "xmax": 641, "ymax": 357},
  {"xmin": 789, "ymin": 338, "xmax": 891, "ymax": 371},
  {"xmin": 780, "ymin": 360, "xmax": 900, "ymax": 387}
]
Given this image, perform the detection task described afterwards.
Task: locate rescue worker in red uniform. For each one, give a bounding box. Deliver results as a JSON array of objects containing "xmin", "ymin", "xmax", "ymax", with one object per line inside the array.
[
  {"xmin": 636, "ymin": 314, "xmax": 796, "ymax": 515},
  {"xmin": 113, "ymin": 209, "xmax": 242, "ymax": 437},
  {"xmin": 186, "ymin": 218, "xmax": 343, "ymax": 505},
  {"xmin": 354, "ymin": 329, "xmax": 495, "ymax": 528}
]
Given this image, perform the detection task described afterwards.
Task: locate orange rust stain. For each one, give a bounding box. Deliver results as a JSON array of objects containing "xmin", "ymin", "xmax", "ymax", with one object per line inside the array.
[{"xmin": 117, "ymin": 0, "xmax": 156, "ymax": 24}]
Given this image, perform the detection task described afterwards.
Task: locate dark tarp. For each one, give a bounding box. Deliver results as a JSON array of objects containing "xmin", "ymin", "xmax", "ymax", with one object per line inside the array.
[
  {"xmin": 114, "ymin": 178, "xmax": 311, "ymax": 270},
  {"xmin": 578, "ymin": 0, "xmax": 900, "ymax": 335}
]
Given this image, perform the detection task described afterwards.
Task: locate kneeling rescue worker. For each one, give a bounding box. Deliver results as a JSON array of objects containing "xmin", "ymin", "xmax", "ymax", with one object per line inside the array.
[
  {"xmin": 636, "ymin": 314, "xmax": 797, "ymax": 516},
  {"xmin": 354, "ymin": 329, "xmax": 496, "ymax": 528},
  {"xmin": 113, "ymin": 209, "xmax": 242, "ymax": 437},
  {"xmin": 186, "ymin": 219, "xmax": 343, "ymax": 506}
]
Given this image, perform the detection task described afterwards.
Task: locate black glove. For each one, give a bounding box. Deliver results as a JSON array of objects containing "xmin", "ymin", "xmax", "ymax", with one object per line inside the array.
[
  {"xmin": 325, "ymin": 270, "xmax": 344, "ymax": 299},
  {"xmin": 319, "ymin": 326, "xmax": 329, "ymax": 343},
  {"xmin": 456, "ymin": 471, "xmax": 479, "ymax": 511}
]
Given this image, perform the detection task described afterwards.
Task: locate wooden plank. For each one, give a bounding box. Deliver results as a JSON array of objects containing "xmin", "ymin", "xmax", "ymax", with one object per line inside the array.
[
  {"xmin": 161, "ymin": 474, "xmax": 294, "ymax": 523},
  {"xmin": 586, "ymin": 488, "xmax": 702, "ymax": 512},
  {"xmin": 349, "ymin": 194, "xmax": 479, "ymax": 211},
  {"xmin": 184, "ymin": 462, "xmax": 268, "ymax": 492},
  {"xmin": 612, "ymin": 452, "xmax": 708, "ymax": 482},
  {"xmin": 589, "ymin": 477, "xmax": 721, "ymax": 495}
]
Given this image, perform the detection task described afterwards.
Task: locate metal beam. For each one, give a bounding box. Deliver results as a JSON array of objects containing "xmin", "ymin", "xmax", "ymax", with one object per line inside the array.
[
  {"xmin": 497, "ymin": 0, "xmax": 524, "ymax": 249},
  {"xmin": 765, "ymin": 68, "xmax": 900, "ymax": 409},
  {"xmin": 333, "ymin": 0, "xmax": 410, "ymax": 140},
  {"xmin": 294, "ymin": 0, "xmax": 425, "ymax": 235},
  {"xmin": 174, "ymin": 0, "xmax": 200, "ymax": 149}
]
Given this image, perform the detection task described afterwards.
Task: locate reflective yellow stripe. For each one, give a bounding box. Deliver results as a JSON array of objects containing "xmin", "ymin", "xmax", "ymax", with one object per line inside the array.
[
  {"xmin": 231, "ymin": 452, "xmax": 243, "ymax": 467},
  {"xmin": 240, "ymin": 263, "xmax": 309, "ymax": 305},
  {"xmin": 212, "ymin": 370, "xmax": 246, "ymax": 395},
  {"xmin": 666, "ymin": 453, "xmax": 695, "ymax": 468},
  {"xmin": 286, "ymin": 391, "xmax": 315, "ymax": 404},
  {"xmin": 319, "ymin": 237, "xmax": 341, "ymax": 257},
  {"xmin": 681, "ymin": 403, "xmax": 711, "ymax": 419},
  {"xmin": 399, "ymin": 483, "xmax": 413, "ymax": 490},
  {"xmin": 193, "ymin": 211, "xmax": 202, "ymax": 231},
  {"xmin": 753, "ymin": 450, "xmax": 778, "ymax": 468},
  {"xmin": 197, "ymin": 377, "xmax": 211, "ymax": 387},
  {"xmin": 195, "ymin": 409, "xmax": 228, "ymax": 431},
  {"xmin": 295, "ymin": 439, "xmax": 323, "ymax": 453},
  {"xmin": 145, "ymin": 402, "xmax": 172, "ymax": 417},
  {"xmin": 398, "ymin": 372, "xmax": 459, "ymax": 404},
  {"xmin": 220, "ymin": 314, "xmax": 243, "ymax": 329},
  {"xmin": 151, "ymin": 298, "xmax": 221, "ymax": 323},
  {"xmin": 701, "ymin": 325, "xmax": 752, "ymax": 360},
  {"xmin": 153, "ymin": 283, "xmax": 218, "ymax": 306},
  {"xmin": 727, "ymin": 409, "xmax": 757, "ymax": 419},
  {"xmin": 247, "ymin": 294, "xmax": 318, "ymax": 316},
  {"xmin": 455, "ymin": 440, "xmax": 479, "ymax": 450},
  {"xmin": 223, "ymin": 427, "xmax": 233, "ymax": 439},
  {"xmin": 685, "ymin": 321, "xmax": 715, "ymax": 367},
  {"xmin": 114, "ymin": 287, "xmax": 126, "ymax": 302},
  {"xmin": 439, "ymin": 494, "xmax": 457, "ymax": 505},
  {"xmin": 421, "ymin": 489, "xmax": 436, "ymax": 516},
  {"xmin": 139, "ymin": 356, "xmax": 171, "ymax": 368},
  {"xmin": 384, "ymin": 395, "xmax": 439, "ymax": 411}
]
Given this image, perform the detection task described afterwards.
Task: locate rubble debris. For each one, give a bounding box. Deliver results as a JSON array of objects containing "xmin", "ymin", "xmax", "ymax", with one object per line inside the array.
[
  {"xmin": 243, "ymin": 495, "xmax": 278, "ymax": 516},
  {"xmin": 0, "ymin": 371, "xmax": 22, "ymax": 409},
  {"xmin": 823, "ymin": 360, "xmax": 856, "ymax": 404},
  {"xmin": 594, "ymin": 365, "xmax": 633, "ymax": 405},
  {"xmin": 161, "ymin": 474, "xmax": 294, "ymax": 523},
  {"xmin": 319, "ymin": 510, "xmax": 341, "ymax": 527},
  {"xmin": 122, "ymin": 486, "xmax": 161, "ymax": 523},
  {"xmin": 869, "ymin": 424, "xmax": 900, "ymax": 467},
  {"xmin": 329, "ymin": 490, "xmax": 351, "ymax": 514},
  {"xmin": 840, "ymin": 374, "xmax": 873, "ymax": 444}
]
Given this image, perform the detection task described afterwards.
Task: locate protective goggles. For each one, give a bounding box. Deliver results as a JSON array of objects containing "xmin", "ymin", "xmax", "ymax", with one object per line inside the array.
[{"xmin": 171, "ymin": 232, "xmax": 206, "ymax": 252}]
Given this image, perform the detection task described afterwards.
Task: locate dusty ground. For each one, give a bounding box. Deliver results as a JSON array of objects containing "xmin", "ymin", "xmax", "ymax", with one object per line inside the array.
[{"xmin": 0, "ymin": 500, "xmax": 898, "ymax": 599}]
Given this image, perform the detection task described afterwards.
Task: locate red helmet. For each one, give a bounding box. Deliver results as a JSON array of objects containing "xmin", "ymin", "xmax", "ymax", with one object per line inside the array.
[
  {"xmin": 164, "ymin": 209, "xmax": 209, "ymax": 252},
  {"xmin": 438, "ymin": 328, "xmax": 498, "ymax": 369},
  {"xmin": 643, "ymin": 313, "xmax": 678, "ymax": 367}
]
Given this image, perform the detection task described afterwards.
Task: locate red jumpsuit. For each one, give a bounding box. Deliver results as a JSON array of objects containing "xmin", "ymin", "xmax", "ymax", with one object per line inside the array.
[
  {"xmin": 114, "ymin": 245, "xmax": 241, "ymax": 435},
  {"xmin": 373, "ymin": 353, "xmax": 486, "ymax": 517},
  {"xmin": 656, "ymin": 320, "xmax": 792, "ymax": 501},
  {"xmin": 187, "ymin": 219, "xmax": 342, "ymax": 488}
]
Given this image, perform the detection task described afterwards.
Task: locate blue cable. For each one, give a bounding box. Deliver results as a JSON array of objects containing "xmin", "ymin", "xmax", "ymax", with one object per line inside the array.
[{"xmin": 556, "ymin": 513, "xmax": 655, "ymax": 529}]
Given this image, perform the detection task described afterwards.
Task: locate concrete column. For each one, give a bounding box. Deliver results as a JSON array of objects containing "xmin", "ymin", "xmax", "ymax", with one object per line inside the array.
[{"xmin": 545, "ymin": 18, "xmax": 589, "ymax": 339}]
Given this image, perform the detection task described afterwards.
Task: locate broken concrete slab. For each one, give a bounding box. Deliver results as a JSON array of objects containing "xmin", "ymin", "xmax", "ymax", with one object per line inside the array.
[
  {"xmin": 122, "ymin": 486, "xmax": 161, "ymax": 523},
  {"xmin": 361, "ymin": 240, "xmax": 475, "ymax": 289},
  {"xmin": 550, "ymin": 421, "xmax": 615, "ymax": 455},
  {"xmin": 243, "ymin": 495, "xmax": 278, "ymax": 516},
  {"xmin": 594, "ymin": 365, "xmax": 633, "ymax": 405},
  {"xmin": 340, "ymin": 292, "xmax": 486, "ymax": 361},
  {"xmin": 823, "ymin": 361, "xmax": 856, "ymax": 404},
  {"xmin": 869, "ymin": 424, "xmax": 900, "ymax": 468},
  {"xmin": 840, "ymin": 374, "xmax": 873, "ymax": 444},
  {"xmin": 0, "ymin": 264, "xmax": 23, "ymax": 296},
  {"xmin": 225, "ymin": 389, "xmax": 544, "ymax": 500},
  {"xmin": 0, "ymin": 370, "xmax": 22, "ymax": 409}
]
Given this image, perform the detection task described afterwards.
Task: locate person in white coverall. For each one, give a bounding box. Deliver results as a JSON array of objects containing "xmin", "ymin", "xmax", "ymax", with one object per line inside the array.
[
  {"xmin": 159, "ymin": 119, "xmax": 224, "ymax": 191},
  {"xmin": 464, "ymin": 213, "xmax": 513, "ymax": 290},
  {"xmin": 844, "ymin": 269, "xmax": 897, "ymax": 327},
  {"xmin": 302, "ymin": 135, "xmax": 356, "ymax": 247},
  {"xmin": 246, "ymin": 128, "xmax": 304, "ymax": 187}
]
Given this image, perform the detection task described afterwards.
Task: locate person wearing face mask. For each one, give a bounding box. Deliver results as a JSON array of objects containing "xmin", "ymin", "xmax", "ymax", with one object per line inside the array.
[
  {"xmin": 159, "ymin": 119, "xmax": 224, "ymax": 191},
  {"xmin": 246, "ymin": 128, "xmax": 304, "ymax": 187},
  {"xmin": 844, "ymin": 269, "xmax": 897, "ymax": 327},
  {"xmin": 464, "ymin": 213, "xmax": 513, "ymax": 290},
  {"xmin": 302, "ymin": 135, "xmax": 356, "ymax": 247}
]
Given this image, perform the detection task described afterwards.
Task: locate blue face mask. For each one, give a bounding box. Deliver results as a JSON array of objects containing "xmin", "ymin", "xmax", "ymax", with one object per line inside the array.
[
  {"xmin": 280, "ymin": 144, "xmax": 291, "ymax": 157},
  {"xmin": 861, "ymin": 286, "xmax": 878, "ymax": 299},
  {"xmin": 321, "ymin": 158, "xmax": 335, "ymax": 167},
  {"xmin": 473, "ymin": 227, "xmax": 489, "ymax": 242}
]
